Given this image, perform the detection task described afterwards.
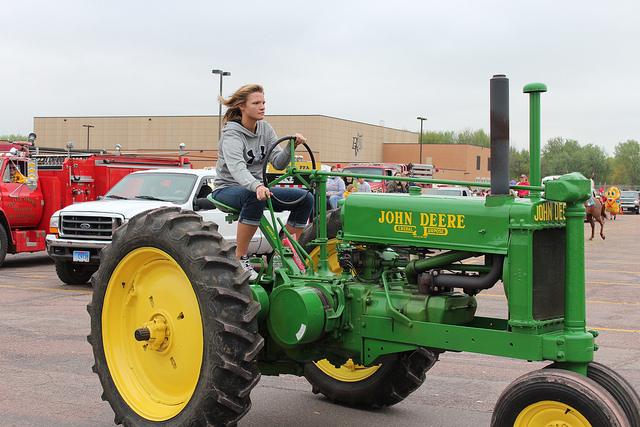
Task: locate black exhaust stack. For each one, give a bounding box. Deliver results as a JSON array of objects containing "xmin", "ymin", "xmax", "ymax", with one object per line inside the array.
[{"xmin": 490, "ymin": 74, "xmax": 509, "ymax": 196}]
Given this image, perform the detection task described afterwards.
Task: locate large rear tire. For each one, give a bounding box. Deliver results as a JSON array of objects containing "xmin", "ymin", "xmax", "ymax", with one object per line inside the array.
[
  {"xmin": 304, "ymin": 348, "xmax": 438, "ymax": 408},
  {"xmin": 55, "ymin": 260, "xmax": 96, "ymax": 285},
  {"xmin": 491, "ymin": 368, "xmax": 628, "ymax": 426},
  {"xmin": 87, "ymin": 207, "xmax": 263, "ymax": 426}
]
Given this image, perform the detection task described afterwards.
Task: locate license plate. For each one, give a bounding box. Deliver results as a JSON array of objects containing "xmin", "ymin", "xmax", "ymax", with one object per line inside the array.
[{"xmin": 73, "ymin": 251, "xmax": 90, "ymax": 262}]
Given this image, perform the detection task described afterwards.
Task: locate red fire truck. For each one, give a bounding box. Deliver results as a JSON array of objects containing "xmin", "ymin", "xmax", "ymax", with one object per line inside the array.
[{"xmin": 0, "ymin": 134, "xmax": 190, "ymax": 267}]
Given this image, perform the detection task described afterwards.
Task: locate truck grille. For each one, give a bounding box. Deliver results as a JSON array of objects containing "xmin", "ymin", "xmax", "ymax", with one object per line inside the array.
[
  {"xmin": 60, "ymin": 215, "xmax": 122, "ymax": 239},
  {"xmin": 532, "ymin": 228, "xmax": 566, "ymax": 320}
]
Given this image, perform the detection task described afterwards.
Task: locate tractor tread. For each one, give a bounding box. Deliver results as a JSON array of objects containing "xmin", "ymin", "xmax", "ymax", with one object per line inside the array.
[{"xmin": 88, "ymin": 207, "xmax": 261, "ymax": 426}]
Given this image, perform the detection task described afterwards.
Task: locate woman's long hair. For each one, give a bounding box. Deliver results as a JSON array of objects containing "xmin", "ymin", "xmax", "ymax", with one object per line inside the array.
[{"xmin": 219, "ymin": 84, "xmax": 264, "ymax": 125}]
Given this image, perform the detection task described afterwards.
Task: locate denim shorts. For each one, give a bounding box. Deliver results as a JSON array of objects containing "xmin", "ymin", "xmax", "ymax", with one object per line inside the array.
[{"xmin": 211, "ymin": 186, "xmax": 314, "ymax": 228}]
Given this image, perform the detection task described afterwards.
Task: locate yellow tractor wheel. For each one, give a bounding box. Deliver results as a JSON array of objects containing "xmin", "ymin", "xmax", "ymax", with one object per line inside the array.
[
  {"xmin": 88, "ymin": 207, "xmax": 263, "ymax": 425},
  {"xmin": 491, "ymin": 368, "xmax": 629, "ymax": 426}
]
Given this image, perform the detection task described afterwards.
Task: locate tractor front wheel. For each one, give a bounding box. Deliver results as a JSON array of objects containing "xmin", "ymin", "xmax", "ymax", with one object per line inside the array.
[
  {"xmin": 491, "ymin": 368, "xmax": 629, "ymax": 426},
  {"xmin": 87, "ymin": 207, "xmax": 263, "ymax": 426},
  {"xmin": 586, "ymin": 362, "xmax": 640, "ymax": 426},
  {"xmin": 543, "ymin": 361, "xmax": 640, "ymax": 425}
]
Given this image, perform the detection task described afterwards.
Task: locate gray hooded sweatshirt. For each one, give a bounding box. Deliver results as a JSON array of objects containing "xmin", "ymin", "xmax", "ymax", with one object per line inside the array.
[{"xmin": 214, "ymin": 120, "xmax": 292, "ymax": 192}]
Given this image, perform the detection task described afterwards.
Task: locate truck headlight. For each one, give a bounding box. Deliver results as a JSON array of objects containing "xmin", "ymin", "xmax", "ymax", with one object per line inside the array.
[{"xmin": 50, "ymin": 216, "xmax": 59, "ymax": 234}]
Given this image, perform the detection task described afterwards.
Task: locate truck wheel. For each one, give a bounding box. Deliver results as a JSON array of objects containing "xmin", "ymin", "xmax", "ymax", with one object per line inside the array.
[
  {"xmin": 55, "ymin": 260, "xmax": 96, "ymax": 285},
  {"xmin": 304, "ymin": 348, "xmax": 437, "ymax": 408},
  {"xmin": 491, "ymin": 368, "xmax": 628, "ymax": 426},
  {"xmin": 0, "ymin": 225, "xmax": 7, "ymax": 267},
  {"xmin": 87, "ymin": 207, "xmax": 263, "ymax": 426}
]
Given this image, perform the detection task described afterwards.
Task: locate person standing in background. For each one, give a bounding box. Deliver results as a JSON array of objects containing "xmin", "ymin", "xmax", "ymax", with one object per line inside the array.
[
  {"xmin": 357, "ymin": 176, "xmax": 371, "ymax": 193},
  {"xmin": 516, "ymin": 174, "xmax": 530, "ymax": 197},
  {"xmin": 326, "ymin": 166, "xmax": 345, "ymax": 209}
]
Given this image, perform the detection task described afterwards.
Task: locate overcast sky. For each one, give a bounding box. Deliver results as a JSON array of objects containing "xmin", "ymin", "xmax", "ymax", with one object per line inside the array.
[{"xmin": 2, "ymin": 1, "xmax": 639, "ymax": 155}]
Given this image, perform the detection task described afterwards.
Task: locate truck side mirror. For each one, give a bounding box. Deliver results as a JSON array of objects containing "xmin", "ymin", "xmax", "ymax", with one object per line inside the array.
[{"xmin": 26, "ymin": 159, "xmax": 38, "ymax": 191}]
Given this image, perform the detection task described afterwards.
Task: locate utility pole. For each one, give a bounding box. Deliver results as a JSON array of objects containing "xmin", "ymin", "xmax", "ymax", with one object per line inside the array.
[
  {"xmin": 417, "ymin": 117, "xmax": 427, "ymax": 164},
  {"xmin": 212, "ymin": 69, "xmax": 231, "ymax": 141},
  {"xmin": 83, "ymin": 124, "xmax": 94, "ymax": 150}
]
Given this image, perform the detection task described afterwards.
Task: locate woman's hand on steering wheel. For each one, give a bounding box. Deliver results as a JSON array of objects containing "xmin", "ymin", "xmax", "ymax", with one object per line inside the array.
[
  {"xmin": 261, "ymin": 135, "xmax": 316, "ymax": 206},
  {"xmin": 292, "ymin": 133, "xmax": 307, "ymax": 147}
]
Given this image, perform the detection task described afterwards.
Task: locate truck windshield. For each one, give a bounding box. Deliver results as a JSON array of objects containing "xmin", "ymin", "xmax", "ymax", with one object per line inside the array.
[
  {"xmin": 621, "ymin": 191, "xmax": 638, "ymax": 199},
  {"xmin": 342, "ymin": 167, "xmax": 384, "ymax": 182},
  {"xmin": 105, "ymin": 173, "xmax": 197, "ymax": 203}
]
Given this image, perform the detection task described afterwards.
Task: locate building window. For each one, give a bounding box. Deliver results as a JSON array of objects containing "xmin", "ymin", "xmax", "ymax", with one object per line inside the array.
[
  {"xmin": 476, "ymin": 156, "xmax": 481, "ymax": 170},
  {"xmin": 487, "ymin": 157, "xmax": 491, "ymax": 171}
]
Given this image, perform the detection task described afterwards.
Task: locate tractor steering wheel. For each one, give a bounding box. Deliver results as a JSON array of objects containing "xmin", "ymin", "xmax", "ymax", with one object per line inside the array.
[{"xmin": 261, "ymin": 136, "xmax": 316, "ymax": 206}]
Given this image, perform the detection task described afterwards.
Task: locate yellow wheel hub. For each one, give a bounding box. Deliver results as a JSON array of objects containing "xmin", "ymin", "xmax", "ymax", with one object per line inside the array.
[
  {"xmin": 308, "ymin": 238, "xmax": 343, "ymax": 274},
  {"xmin": 314, "ymin": 359, "xmax": 381, "ymax": 382},
  {"xmin": 307, "ymin": 238, "xmax": 365, "ymax": 275},
  {"xmin": 102, "ymin": 247, "xmax": 203, "ymax": 421},
  {"xmin": 515, "ymin": 401, "xmax": 592, "ymax": 427}
]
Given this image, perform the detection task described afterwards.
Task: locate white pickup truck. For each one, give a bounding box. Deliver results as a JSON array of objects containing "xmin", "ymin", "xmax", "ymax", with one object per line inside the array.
[
  {"xmin": 421, "ymin": 186, "xmax": 473, "ymax": 197},
  {"xmin": 46, "ymin": 168, "xmax": 286, "ymax": 285}
]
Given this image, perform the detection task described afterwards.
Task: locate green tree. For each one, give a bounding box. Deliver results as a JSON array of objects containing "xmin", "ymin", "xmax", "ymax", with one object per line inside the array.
[
  {"xmin": 421, "ymin": 130, "xmax": 455, "ymax": 144},
  {"xmin": 579, "ymin": 143, "xmax": 610, "ymax": 185},
  {"xmin": 509, "ymin": 147, "xmax": 530, "ymax": 180},
  {"xmin": 541, "ymin": 137, "xmax": 609, "ymax": 184},
  {"xmin": 0, "ymin": 134, "xmax": 30, "ymax": 142},
  {"xmin": 471, "ymin": 129, "xmax": 490, "ymax": 148},
  {"xmin": 541, "ymin": 137, "xmax": 580, "ymax": 176},
  {"xmin": 420, "ymin": 128, "xmax": 489, "ymax": 147},
  {"xmin": 611, "ymin": 139, "xmax": 640, "ymax": 186}
]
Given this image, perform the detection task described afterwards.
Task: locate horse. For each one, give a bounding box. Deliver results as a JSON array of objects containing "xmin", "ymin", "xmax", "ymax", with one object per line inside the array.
[{"xmin": 585, "ymin": 196, "xmax": 606, "ymax": 240}]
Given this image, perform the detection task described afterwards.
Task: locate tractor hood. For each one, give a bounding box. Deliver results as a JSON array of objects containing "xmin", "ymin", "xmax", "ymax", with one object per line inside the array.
[{"xmin": 340, "ymin": 192, "xmax": 568, "ymax": 254}]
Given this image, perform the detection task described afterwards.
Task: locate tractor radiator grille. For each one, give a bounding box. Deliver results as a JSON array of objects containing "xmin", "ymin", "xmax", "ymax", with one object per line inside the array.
[
  {"xmin": 60, "ymin": 215, "xmax": 122, "ymax": 240},
  {"xmin": 532, "ymin": 228, "xmax": 566, "ymax": 320}
]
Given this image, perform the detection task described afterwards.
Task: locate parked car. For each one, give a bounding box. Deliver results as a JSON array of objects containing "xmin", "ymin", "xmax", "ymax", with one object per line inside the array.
[
  {"xmin": 436, "ymin": 186, "xmax": 473, "ymax": 197},
  {"xmin": 620, "ymin": 190, "xmax": 640, "ymax": 214},
  {"xmin": 46, "ymin": 168, "xmax": 288, "ymax": 284}
]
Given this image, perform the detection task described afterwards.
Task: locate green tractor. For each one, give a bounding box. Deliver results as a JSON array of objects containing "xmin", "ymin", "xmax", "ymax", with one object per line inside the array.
[{"xmin": 88, "ymin": 75, "xmax": 640, "ymax": 426}]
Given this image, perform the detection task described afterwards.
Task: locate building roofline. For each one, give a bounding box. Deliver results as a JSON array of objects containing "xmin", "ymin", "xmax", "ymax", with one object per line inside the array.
[{"xmin": 34, "ymin": 114, "xmax": 416, "ymax": 134}]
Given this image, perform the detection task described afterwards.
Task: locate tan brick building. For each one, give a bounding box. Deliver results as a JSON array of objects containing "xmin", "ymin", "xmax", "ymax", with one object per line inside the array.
[
  {"xmin": 33, "ymin": 115, "xmax": 491, "ymax": 183},
  {"xmin": 383, "ymin": 142, "xmax": 491, "ymax": 183}
]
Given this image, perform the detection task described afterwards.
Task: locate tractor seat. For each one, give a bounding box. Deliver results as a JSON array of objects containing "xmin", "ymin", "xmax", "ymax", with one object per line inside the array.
[{"xmin": 207, "ymin": 194, "xmax": 240, "ymax": 221}]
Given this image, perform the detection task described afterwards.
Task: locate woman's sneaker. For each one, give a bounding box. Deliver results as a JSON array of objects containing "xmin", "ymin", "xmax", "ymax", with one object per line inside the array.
[{"xmin": 239, "ymin": 255, "xmax": 258, "ymax": 280}]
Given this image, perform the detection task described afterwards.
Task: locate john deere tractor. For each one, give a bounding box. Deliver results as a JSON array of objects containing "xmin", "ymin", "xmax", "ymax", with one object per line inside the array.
[{"xmin": 88, "ymin": 75, "xmax": 640, "ymax": 426}]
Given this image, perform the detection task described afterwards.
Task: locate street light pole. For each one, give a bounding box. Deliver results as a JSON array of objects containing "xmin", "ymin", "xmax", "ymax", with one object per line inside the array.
[
  {"xmin": 82, "ymin": 124, "xmax": 94, "ymax": 150},
  {"xmin": 417, "ymin": 117, "xmax": 427, "ymax": 164},
  {"xmin": 212, "ymin": 69, "xmax": 231, "ymax": 141}
]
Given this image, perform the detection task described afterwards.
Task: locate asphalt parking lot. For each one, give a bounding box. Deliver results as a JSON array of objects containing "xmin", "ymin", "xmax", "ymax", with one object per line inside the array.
[{"xmin": 1, "ymin": 213, "xmax": 639, "ymax": 426}]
